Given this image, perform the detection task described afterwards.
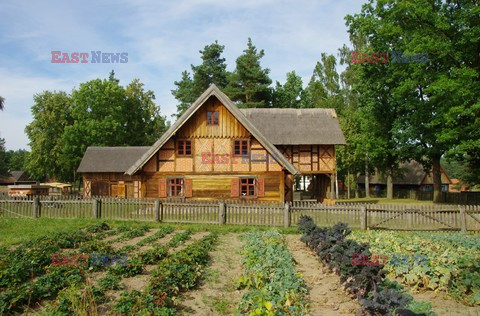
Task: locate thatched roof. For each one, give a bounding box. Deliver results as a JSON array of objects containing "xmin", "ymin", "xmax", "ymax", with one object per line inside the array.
[
  {"xmin": 240, "ymin": 108, "xmax": 346, "ymax": 145},
  {"xmin": 77, "ymin": 147, "xmax": 150, "ymax": 173},
  {"xmin": 125, "ymin": 84, "xmax": 299, "ymax": 176},
  {"xmin": 357, "ymin": 161, "xmax": 450, "ymax": 186}
]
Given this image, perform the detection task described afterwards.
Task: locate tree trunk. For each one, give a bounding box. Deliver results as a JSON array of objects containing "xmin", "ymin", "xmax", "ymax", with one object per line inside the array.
[
  {"xmin": 330, "ymin": 173, "xmax": 335, "ymax": 199},
  {"xmin": 432, "ymin": 155, "xmax": 442, "ymax": 203},
  {"xmin": 355, "ymin": 172, "xmax": 360, "ymax": 198},
  {"xmin": 365, "ymin": 156, "xmax": 370, "ymax": 198},
  {"xmin": 386, "ymin": 169, "xmax": 393, "ymax": 199},
  {"xmin": 335, "ymin": 170, "xmax": 339, "ymax": 199},
  {"xmin": 347, "ymin": 169, "xmax": 351, "ymax": 199}
]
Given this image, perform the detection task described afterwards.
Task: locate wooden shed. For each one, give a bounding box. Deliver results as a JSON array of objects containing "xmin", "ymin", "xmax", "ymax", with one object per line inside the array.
[{"xmin": 78, "ymin": 84, "xmax": 346, "ymax": 202}]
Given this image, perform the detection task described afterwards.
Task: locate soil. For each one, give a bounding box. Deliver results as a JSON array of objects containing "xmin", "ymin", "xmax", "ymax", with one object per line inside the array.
[
  {"xmin": 405, "ymin": 288, "xmax": 480, "ymax": 316},
  {"xmin": 110, "ymin": 228, "xmax": 159, "ymax": 250},
  {"xmin": 178, "ymin": 233, "xmax": 245, "ymax": 316},
  {"xmin": 285, "ymin": 234, "xmax": 361, "ymax": 316}
]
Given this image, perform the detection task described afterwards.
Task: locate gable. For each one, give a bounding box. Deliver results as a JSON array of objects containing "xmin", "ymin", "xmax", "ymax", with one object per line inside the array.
[
  {"xmin": 176, "ymin": 96, "xmax": 250, "ymax": 138},
  {"xmin": 125, "ymin": 84, "xmax": 298, "ymax": 176}
]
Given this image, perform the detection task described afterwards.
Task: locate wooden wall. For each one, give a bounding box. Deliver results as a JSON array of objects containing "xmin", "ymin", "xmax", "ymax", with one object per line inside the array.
[
  {"xmin": 278, "ymin": 145, "xmax": 335, "ymax": 174},
  {"xmin": 142, "ymin": 171, "xmax": 284, "ymax": 202},
  {"xmin": 176, "ymin": 96, "xmax": 250, "ymax": 138},
  {"xmin": 83, "ymin": 173, "xmax": 142, "ymax": 198},
  {"xmin": 144, "ymin": 137, "xmax": 282, "ymax": 174}
]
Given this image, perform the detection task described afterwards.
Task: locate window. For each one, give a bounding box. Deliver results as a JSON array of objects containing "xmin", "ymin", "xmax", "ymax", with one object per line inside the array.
[
  {"xmin": 207, "ymin": 111, "xmax": 219, "ymax": 125},
  {"xmin": 177, "ymin": 140, "xmax": 192, "ymax": 156},
  {"xmin": 233, "ymin": 139, "xmax": 249, "ymax": 156},
  {"xmin": 240, "ymin": 178, "xmax": 256, "ymax": 196},
  {"xmin": 168, "ymin": 178, "xmax": 184, "ymax": 196}
]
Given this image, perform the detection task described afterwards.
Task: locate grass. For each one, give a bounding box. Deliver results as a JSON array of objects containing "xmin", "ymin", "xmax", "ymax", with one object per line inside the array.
[
  {"xmin": 0, "ymin": 217, "xmax": 299, "ymax": 247},
  {"xmin": 0, "ymin": 217, "xmax": 100, "ymax": 246},
  {"xmin": 337, "ymin": 197, "xmax": 435, "ymax": 204}
]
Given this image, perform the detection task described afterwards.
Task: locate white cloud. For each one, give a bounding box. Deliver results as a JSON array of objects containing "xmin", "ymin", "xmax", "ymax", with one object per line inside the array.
[{"xmin": 0, "ymin": 0, "xmax": 364, "ymax": 150}]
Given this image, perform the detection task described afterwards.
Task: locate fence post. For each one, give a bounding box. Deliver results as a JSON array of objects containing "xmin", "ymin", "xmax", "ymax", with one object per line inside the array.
[
  {"xmin": 154, "ymin": 200, "xmax": 163, "ymax": 222},
  {"xmin": 33, "ymin": 196, "xmax": 41, "ymax": 218},
  {"xmin": 218, "ymin": 201, "xmax": 226, "ymax": 225},
  {"xmin": 459, "ymin": 205, "xmax": 467, "ymax": 232},
  {"xmin": 360, "ymin": 205, "xmax": 367, "ymax": 230},
  {"xmin": 284, "ymin": 202, "xmax": 291, "ymax": 228},
  {"xmin": 93, "ymin": 199, "xmax": 102, "ymax": 219}
]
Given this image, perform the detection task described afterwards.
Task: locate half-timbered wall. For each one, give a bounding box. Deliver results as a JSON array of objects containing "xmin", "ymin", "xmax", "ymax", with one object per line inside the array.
[
  {"xmin": 136, "ymin": 96, "xmax": 285, "ymax": 201},
  {"xmin": 142, "ymin": 172, "xmax": 284, "ymax": 202},
  {"xmin": 83, "ymin": 173, "xmax": 142, "ymax": 198},
  {"xmin": 278, "ymin": 145, "xmax": 335, "ymax": 173}
]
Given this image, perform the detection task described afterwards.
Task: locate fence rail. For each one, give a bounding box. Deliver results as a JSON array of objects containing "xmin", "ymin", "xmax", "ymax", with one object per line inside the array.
[{"xmin": 0, "ymin": 198, "xmax": 479, "ymax": 231}]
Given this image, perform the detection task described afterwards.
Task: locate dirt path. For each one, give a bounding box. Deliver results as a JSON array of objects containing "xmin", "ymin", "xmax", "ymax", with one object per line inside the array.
[
  {"xmin": 285, "ymin": 235, "xmax": 360, "ymax": 316},
  {"xmin": 405, "ymin": 287, "xmax": 480, "ymax": 316},
  {"xmin": 178, "ymin": 233, "xmax": 244, "ymax": 316},
  {"xmin": 110, "ymin": 228, "xmax": 159, "ymax": 250}
]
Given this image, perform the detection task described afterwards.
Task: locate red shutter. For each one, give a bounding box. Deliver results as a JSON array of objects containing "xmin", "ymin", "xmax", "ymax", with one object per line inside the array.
[
  {"xmin": 257, "ymin": 178, "xmax": 265, "ymax": 197},
  {"xmin": 158, "ymin": 178, "xmax": 167, "ymax": 198},
  {"xmin": 185, "ymin": 179, "xmax": 193, "ymax": 198},
  {"xmin": 231, "ymin": 178, "xmax": 239, "ymax": 197}
]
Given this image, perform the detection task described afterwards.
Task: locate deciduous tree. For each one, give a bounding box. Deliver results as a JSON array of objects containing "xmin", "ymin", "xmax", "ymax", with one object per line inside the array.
[
  {"xmin": 25, "ymin": 91, "xmax": 72, "ymax": 181},
  {"xmin": 272, "ymin": 71, "xmax": 303, "ymax": 108}
]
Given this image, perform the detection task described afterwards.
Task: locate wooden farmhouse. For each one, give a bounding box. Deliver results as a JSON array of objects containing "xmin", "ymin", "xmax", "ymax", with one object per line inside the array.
[{"xmin": 77, "ymin": 85, "xmax": 346, "ymax": 202}]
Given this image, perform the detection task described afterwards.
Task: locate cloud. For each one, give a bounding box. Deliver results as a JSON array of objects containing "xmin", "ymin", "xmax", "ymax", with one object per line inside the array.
[{"xmin": 0, "ymin": 0, "xmax": 364, "ymax": 150}]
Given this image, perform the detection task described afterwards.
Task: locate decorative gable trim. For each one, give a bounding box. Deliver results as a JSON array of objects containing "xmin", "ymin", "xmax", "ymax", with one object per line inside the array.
[{"xmin": 125, "ymin": 84, "xmax": 299, "ymax": 176}]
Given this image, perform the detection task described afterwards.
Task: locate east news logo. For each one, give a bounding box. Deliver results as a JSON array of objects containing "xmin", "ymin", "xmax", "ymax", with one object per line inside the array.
[
  {"xmin": 352, "ymin": 51, "xmax": 428, "ymax": 63},
  {"xmin": 51, "ymin": 51, "xmax": 128, "ymax": 63}
]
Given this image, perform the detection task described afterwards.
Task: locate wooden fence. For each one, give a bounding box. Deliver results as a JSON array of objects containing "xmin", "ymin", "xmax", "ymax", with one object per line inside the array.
[{"xmin": 0, "ymin": 197, "xmax": 479, "ymax": 231}]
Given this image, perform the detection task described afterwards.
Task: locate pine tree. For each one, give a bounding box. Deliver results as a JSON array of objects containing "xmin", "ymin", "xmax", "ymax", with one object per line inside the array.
[
  {"xmin": 172, "ymin": 41, "xmax": 229, "ymax": 117},
  {"xmin": 225, "ymin": 38, "xmax": 272, "ymax": 108},
  {"xmin": 192, "ymin": 41, "xmax": 229, "ymax": 94},
  {"xmin": 171, "ymin": 71, "xmax": 195, "ymax": 118}
]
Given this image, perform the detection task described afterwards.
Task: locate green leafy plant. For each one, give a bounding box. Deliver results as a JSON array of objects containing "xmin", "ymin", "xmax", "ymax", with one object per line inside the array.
[
  {"xmin": 236, "ymin": 230, "xmax": 309, "ymax": 316},
  {"xmin": 98, "ymin": 273, "xmax": 124, "ymax": 290},
  {"xmin": 167, "ymin": 229, "xmax": 193, "ymax": 248}
]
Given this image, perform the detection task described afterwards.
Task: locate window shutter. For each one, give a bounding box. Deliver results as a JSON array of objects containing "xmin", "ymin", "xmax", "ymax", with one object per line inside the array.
[
  {"xmin": 117, "ymin": 184, "xmax": 126, "ymax": 198},
  {"xmin": 158, "ymin": 178, "xmax": 167, "ymax": 198},
  {"xmin": 185, "ymin": 179, "xmax": 193, "ymax": 197},
  {"xmin": 111, "ymin": 184, "xmax": 118, "ymax": 197},
  {"xmin": 257, "ymin": 178, "xmax": 265, "ymax": 197},
  {"xmin": 231, "ymin": 178, "xmax": 239, "ymax": 197}
]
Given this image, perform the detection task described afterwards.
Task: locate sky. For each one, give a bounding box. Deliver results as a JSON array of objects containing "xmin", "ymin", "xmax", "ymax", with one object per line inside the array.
[{"xmin": 0, "ymin": 0, "xmax": 364, "ymax": 150}]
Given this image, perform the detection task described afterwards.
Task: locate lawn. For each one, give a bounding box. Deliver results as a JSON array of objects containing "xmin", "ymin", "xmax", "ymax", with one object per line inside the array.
[
  {"xmin": 0, "ymin": 217, "xmax": 298, "ymax": 247},
  {"xmin": 337, "ymin": 197, "xmax": 435, "ymax": 204}
]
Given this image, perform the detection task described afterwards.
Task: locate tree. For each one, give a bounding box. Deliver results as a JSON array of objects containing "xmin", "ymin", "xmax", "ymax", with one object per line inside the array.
[
  {"xmin": 6, "ymin": 149, "xmax": 29, "ymax": 171},
  {"xmin": 61, "ymin": 75, "xmax": 168, "ymax": 181},
  {"xmin": 272, "ymin": 71, "xmax": 303, "ymax": 108},
  {"xmin": 0, "ymin": 139, "xmax": 8, "ymax": 177},
  {"xmin": 25, "ymin": 91, "xmax": 73, "ymax": 181},
  {"xmin": 301, "ymin": 53, "xmax": 342, "ymax": 110},
  {"xmin": 61, "ymin": 78, "xmax": 128, "ymax": 180},
  {"xmin": 192, "ymin": 41, "xmax": 229, "ymax": 95},
  {"xmin": 172, "ymin": 41, "xmax": 230, "ymax": 116},
  {"xmin": 225, "ymin": 38, "xmax": 272, "ymax": 108},
  {"xmin": 172, "ymin": 71, "xmax": 195, "ymax": 118},
  {"xmin": 335, "ymin": 45, "xmax": 369, "ymax": 199},
  {"xmin": 124, "ymin": 79, "xmax": 168, "ymax": 145},
  {"xmin": 347, "ymin": 0, "xmax": 480, "ymax": 202}
]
